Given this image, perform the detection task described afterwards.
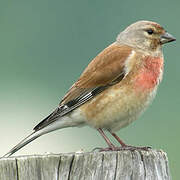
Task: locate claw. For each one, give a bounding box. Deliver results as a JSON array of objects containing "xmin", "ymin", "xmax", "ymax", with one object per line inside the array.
[
  {"xmin": 92, "ymin": 145, "xmax": 151, "ymax": 152},
  {"xmin": 117, "ymin": 145, "xmax": 151, "ymax": 151}
]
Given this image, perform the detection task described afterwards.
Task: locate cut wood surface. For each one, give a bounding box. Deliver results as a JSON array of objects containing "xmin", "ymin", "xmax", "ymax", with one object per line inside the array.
[{"xmin": 0, "ymin": 149, "xmax": 171, "ymax": 180}]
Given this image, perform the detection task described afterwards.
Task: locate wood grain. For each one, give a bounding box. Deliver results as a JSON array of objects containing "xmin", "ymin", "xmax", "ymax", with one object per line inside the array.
[{"xmin": 0, "ymin": 149, "xmax": 171, "ymax": 180}]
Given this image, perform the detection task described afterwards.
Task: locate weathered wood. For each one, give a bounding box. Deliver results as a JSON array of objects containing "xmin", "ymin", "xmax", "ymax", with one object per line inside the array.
[{"xmin": 0, "ymin": 149, "xmax": 171, "ymax": 180}]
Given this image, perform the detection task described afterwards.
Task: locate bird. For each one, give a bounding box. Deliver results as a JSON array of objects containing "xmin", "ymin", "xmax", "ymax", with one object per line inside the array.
[{"xmin": 2, "ymin": 20, "xmax": 176, "ymax": 158}]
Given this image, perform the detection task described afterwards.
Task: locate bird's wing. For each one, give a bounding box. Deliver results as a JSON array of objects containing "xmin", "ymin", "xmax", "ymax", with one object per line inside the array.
[{"xmin": 34, "ymin": 43, "xmax": 133, "ymax": 131}]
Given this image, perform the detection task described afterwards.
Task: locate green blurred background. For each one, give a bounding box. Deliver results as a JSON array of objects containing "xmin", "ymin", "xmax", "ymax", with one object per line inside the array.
[{"xmin": 0, "ymin": 0, "xmax": 179, "ymax": 179}]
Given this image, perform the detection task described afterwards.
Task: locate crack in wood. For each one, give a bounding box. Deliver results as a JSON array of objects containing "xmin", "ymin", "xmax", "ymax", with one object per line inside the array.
[
  {"xmin": 56, "ymin": 156, "xmax": 61, "ymax": 180},
  {"xmin": 67, "ymin": 154, "xmax": 75, "ymax": 180},
  {"xmin": 113, "ymin": 152, "xmax": 118, "ymax": 180},
  {"xmin": 15, "ymin": 158, "xmax": 19, "ymax": 180},
  {"xmin": 139, "ymin": 150, "xmax": 147, "ymax": 179}
]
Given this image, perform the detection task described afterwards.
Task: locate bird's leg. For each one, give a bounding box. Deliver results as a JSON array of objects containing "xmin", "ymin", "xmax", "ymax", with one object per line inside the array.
[
  {"xmin": 109, "ymin": 132, "xmax": 151, "ymax": 151},
  {"xmin": 110, "ymin": 132, "xmax": 127, "ymax": 147},
  {"xmin": 97, "ymin": 128, "xmax": 116, "ymax": 151},
  {"xmin": 92, "ymin": 130, "xmax": 151, "ymax": 152}
]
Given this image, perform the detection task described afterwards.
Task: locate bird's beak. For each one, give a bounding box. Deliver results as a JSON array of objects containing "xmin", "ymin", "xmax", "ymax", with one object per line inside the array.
[{"xmin": 160, "ymin": 32, "xmax": 176, "ymax": 44}]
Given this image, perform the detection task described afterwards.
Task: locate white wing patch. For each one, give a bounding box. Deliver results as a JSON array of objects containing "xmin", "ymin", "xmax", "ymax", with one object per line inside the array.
[{"xmin": 124, "ymin": 50, "xmax": 136, "ymax": 76}]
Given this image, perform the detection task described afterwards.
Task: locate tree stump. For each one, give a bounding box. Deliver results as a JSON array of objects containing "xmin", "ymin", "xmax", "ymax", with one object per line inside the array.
[{"xmin": 0, "ymin": 149, "xmax": 171, "ymax": 180}]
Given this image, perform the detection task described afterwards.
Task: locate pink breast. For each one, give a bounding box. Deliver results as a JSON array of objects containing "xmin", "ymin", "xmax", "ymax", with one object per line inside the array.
[{"xmin": 134, "ymin": 56, "xmax": 164, "ymax": 91}]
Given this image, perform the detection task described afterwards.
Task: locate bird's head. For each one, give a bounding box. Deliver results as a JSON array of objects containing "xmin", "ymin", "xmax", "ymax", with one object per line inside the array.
[{"xmin": 117, "ymin": 20, "xmax": 176, "ymax": 54}]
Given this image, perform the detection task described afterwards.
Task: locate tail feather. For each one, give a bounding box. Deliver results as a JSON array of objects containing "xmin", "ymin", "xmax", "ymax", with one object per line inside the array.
[
  {"xmin": 1, "ymin": 112, "xmax": 84, "ymax": 158},
  {"xmin": 2, "ymin": 131, "xmax": 41, "ymax": 158}
]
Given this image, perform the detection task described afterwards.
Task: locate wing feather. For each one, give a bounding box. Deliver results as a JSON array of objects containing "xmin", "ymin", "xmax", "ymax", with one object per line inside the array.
[{"xmin": 34, "ymin": 43, "xmax": 132, "ymax": 131}]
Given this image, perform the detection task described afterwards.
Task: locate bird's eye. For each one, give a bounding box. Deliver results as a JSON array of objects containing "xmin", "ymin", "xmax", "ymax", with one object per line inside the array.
[{"xmin": 146, "ymin": 29, "xmax": 154, "ymax": 35}]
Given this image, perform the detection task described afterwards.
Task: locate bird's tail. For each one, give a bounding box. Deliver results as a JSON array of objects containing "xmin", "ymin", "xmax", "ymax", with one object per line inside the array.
[
  {"xmin": 1, "ymin": 113, "xmax": 84, "ymax": 158},
  {"xmin": 2, "ymin": 131, "xmax": 41, "ymax": 158}
]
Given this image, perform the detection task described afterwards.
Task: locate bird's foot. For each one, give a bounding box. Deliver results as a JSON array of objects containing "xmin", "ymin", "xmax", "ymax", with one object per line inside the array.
[
  {"xmin": 114, "ymin": 145, "xmax": 151, "ymax": 151},
  {"xmin": 92, "ymin": 145, "xmax": 151, "ymax": 152},
  {"xmin": 92, "ymin": 147, "xmax": 114, "ymax": 152}
]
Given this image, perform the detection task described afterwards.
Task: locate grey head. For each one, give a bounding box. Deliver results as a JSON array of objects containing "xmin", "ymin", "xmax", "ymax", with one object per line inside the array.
[{"xmin": 116, "ymin": 20, "xmax": 176, "ymax": 52}]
